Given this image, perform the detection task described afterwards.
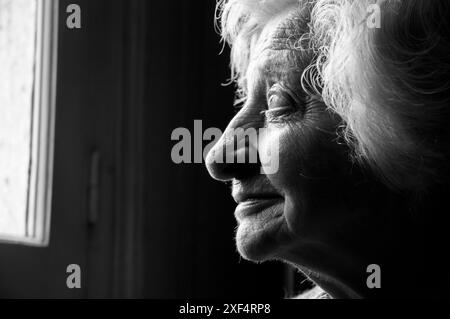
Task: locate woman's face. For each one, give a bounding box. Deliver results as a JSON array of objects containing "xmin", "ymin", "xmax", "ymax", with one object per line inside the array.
[{"xmin": 206, "ymin": 7, "xmax": 398, "ymax": 297}]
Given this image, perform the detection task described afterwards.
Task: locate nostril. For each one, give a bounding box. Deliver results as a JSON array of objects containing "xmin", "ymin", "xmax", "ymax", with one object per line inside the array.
[
  {"xmin": 205, "ymin": 126, "xmax": 262, "ymax": 181},
  {"xmin": 205, "ymin": 147, "xmax": 231, "ymax": 181},
  {"xmin": 205, "ymin": 148, "xmax": 261, "ymax": 181}
]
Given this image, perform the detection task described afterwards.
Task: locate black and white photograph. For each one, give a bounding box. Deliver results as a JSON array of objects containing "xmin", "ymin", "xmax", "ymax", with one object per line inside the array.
[{"xmin": 0, "ymin": 0, "xmax": 450, "ymax": 303}]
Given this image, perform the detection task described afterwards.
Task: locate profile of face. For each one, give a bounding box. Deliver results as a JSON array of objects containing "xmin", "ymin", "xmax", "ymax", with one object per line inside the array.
[{"xmin": 206, "ymin": 0, "xmax": 450, "ymax": 299}]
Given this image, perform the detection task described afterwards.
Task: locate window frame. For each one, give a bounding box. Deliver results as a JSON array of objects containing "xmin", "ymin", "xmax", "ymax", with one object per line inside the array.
[{"xmin": 0, "ymin": 0, "xmax": 59, "ymax": 246}]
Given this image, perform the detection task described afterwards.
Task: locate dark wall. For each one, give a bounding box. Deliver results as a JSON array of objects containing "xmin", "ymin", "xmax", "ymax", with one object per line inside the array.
[{"xmin": 140, "ymin": 0, "xmax": 286, "ymax": 298}]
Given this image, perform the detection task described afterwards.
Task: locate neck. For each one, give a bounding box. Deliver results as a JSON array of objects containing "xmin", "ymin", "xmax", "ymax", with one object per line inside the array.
[{"xmin": 285, "ymin": 185, "xmax": 450, "ymax": 298}]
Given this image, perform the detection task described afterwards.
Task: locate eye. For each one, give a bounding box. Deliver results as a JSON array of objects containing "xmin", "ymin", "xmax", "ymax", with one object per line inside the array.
[{"xmin": 264, "ymin": 83, "xmax": 305, "ymax": 122}]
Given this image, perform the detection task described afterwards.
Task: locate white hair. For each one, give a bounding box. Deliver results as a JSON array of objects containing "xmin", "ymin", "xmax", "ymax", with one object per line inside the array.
[
  {"xmin": 217, "ymin": 0, "xmax": 450, "ymax": 191},
  {"xmin": 217, "ymin": 0, "xmax": 305, "ymax": 96}
]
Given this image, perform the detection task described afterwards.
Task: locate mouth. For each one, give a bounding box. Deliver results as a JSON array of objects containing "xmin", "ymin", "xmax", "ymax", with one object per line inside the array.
[
  {"xmin": 232, "ymin": 191, "xmax": 283, "ymax": 204},
  {"xmin": 230, "ymin": 180, "xmax": 286, "ymax": 260},
  {"xmin": 231, "ymin": 178, "xmax": 283, "ymax": 219},
  {"xmin": 235, "ymin": 197, "xmax": 283, "ymax": 219},
  {"xmin": 233, "ymin": 191, "xmax": 284, "ymax": 220}
]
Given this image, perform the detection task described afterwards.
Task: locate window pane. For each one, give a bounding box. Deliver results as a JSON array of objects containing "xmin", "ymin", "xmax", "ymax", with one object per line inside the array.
[
  {"xmin": 0, "ymin": 0, "xmax": 57, "ymax": 245},
  {"xmin": 0, "ymin": 0, "xmax": 38, "ymax": 238}
]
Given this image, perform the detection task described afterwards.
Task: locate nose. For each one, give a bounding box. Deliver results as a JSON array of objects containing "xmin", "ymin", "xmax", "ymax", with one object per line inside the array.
[{"xmin": 205, "ymin": 108, "xmax": 263, "ymax": 181}]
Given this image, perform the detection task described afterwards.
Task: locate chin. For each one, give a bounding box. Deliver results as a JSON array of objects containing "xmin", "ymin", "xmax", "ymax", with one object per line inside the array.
[{"xmin": 235, "ymin": 207, "xmax": 289, "ymax": 262}]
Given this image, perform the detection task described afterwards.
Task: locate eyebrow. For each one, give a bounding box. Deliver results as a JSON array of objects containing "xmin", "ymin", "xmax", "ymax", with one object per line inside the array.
[
  {"xmin": 260, "ymin": 42, "xmax": 314, "ymax": 88},
  {"xmin": 245, "ymin": 7, "xmax": 315, "ymax": 96}
]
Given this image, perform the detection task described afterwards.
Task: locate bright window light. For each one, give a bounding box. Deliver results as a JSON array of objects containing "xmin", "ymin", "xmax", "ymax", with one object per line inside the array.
[{"xmin": 0, "ymin": 0, "xmax": 58, "ymax": 246}]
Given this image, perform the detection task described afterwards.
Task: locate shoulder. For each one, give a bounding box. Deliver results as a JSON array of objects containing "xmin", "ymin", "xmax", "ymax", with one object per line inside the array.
[{"xmin": 293, "ymin": 286, "xmax": 331, "ymax": 299}]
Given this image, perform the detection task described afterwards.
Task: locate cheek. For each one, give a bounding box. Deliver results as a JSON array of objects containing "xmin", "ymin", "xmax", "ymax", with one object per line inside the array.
[
  {"xmin": 260, "ymin": 124, "xmax": 322, "ymax": 193},
  {"xmin": 261, "ymin": 121, "xmax": 352, "ymax": 234},
  {"xmin": 268, "ymin": 116, "xmax": 349, "ymax": 186}
]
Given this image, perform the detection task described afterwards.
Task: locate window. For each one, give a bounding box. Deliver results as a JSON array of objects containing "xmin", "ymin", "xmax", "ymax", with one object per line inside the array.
[{"xmin": 0, "ymin": 0, "xmax": 58, "ymax": 245}]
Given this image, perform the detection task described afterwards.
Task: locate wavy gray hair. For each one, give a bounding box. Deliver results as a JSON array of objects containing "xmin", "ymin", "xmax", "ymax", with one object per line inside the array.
[{"xmin": 217, "ymin": 0, "xmax": 450, "ymax": 192}]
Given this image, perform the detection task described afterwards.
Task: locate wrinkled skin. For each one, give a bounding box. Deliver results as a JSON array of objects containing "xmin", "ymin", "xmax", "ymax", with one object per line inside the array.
[{"xmin": 206, "ymin": 7, "xmax": 431, "ymax": 298}]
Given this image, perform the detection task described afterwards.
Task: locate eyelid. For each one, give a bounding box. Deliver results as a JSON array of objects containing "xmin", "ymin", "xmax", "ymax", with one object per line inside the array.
[
  {"xmin": 267, "ymin": 82, "xmax": 302, "ymax": 110},
  {"xmin": 268, "ymin": 83, "xmax": 302, "ymax": 103}
]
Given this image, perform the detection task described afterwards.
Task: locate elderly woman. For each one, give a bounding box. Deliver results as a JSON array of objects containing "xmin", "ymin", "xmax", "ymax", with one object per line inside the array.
[{"xmin": 205, "ymin": 0, "xmax": 450, "ymax": 299}]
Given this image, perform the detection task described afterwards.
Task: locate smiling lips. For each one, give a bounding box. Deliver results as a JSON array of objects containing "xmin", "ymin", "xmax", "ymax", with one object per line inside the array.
[
  {"xmin": 232, "ymin": 186, "xmax": 283, "ymax": 219},
  {"xmin": 232, "ymin": 177, "xmax": 282, "ymax": 202},
  {"xmin": 232, "ymin": 192, "xmax": 282, "ymax": 204},
  {"xmin": 231, "ymin": 177, "xmax": 284, "ymax": 218},
  {"xmin": 234, "ymin": 196, "xmax": 283, "ymax": 219}
]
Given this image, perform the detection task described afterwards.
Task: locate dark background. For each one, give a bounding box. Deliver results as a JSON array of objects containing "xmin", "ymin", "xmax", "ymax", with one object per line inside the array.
[
  {"xmin": 140, "ymin": 0, "xmax": 287, "ymax": 299},
  {"xmin": 0, "ymin": 0, "xmax": 291, "ymax": 298}
]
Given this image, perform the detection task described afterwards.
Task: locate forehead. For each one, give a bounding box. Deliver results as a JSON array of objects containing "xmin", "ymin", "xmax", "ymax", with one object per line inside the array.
[{"xmin": 247, "ymin": 6, "xmax": 313, "ymax": 85}]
